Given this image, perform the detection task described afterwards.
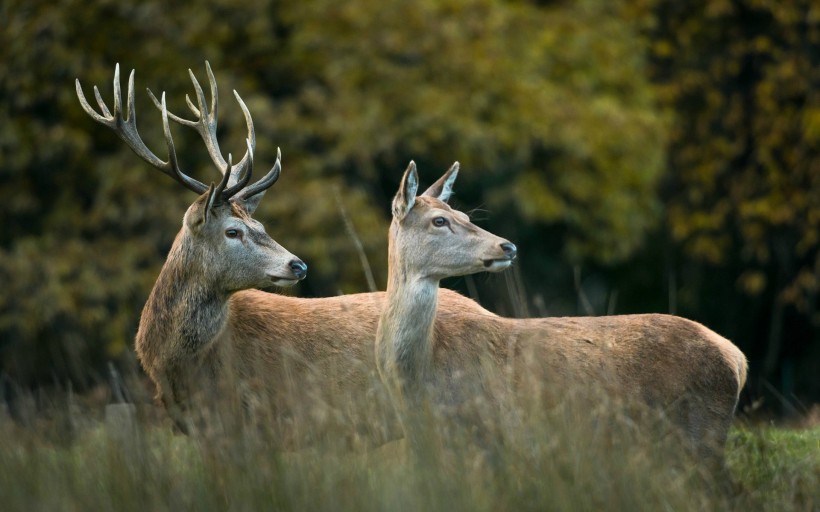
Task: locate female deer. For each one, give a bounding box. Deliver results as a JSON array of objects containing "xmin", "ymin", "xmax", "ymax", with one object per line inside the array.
[{"xmin": 376, "ymin": 162, "xmax": 747, "ymax": 467}]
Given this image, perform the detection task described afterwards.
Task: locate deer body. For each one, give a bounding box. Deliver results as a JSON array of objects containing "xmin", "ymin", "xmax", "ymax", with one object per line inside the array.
[
  {"xmin": 77, "ymin": 65, "xmax": 745, "ymax": 459},
  {"xmin": 139, "ymin": 278, "xmax": 496, "ymax": 419},
  {"xmin": 76, "ymin": 63, "xmax": 508, "ymax": 434},
  {"xmin": 376, "ymin": 162, "xmax": 747, "ymax": 463}
]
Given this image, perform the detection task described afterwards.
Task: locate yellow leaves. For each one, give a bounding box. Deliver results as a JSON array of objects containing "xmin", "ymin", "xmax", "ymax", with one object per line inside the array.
[
  {"xmin": 510, "ymin": 171, "xmax": 565, "ymax": 223},
  {"xmin": 688, "ymin": 235, "xmax": 730, "ymax": 265},
  {"xmin": 738, "ymin": 271, "xmax": 768, "ymax": 296},
  {"xmin": 705, "ymin": 0, "xmax": 735, "ymax": 18},
  {"xmin": 668, "ymin": 199, "xmax": 733, "ymax": 265},
  {"xmin": 802, "ymin": 107, "xmax": 820, "ymax": 142},
  {"xmin": 669, "ymin": 209, "xmax": 722, "ymax": 244},
  {"xmin": 753, "ymin": 35, "xmax": 773, "ymax": 52},
  {"xmin": 653, "ymin": 0, "xmax": 819, "ymax": 321},
  {"xmin": 781, "ymin": 267, "xmax": 820, "ymax": 314},
  {"xmin": 739, "ymin": 196, "xmax": 795, "ymax": 226}
]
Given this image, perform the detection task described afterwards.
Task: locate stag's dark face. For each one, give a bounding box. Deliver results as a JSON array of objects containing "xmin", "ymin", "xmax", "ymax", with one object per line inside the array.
[
  {"xmin": 77, "ymin": 62, "xmax": 303, "ymax": 292},
  {"xmin": 184, "ymin": 197, "xmax": 306, "ymax": 292}
]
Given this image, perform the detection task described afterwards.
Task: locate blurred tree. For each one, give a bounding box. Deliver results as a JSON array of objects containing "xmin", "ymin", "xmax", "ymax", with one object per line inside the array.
[
  {"xmin": 274, "ymin": 0, "xmax": 667, "ymax": 318},
  {"xmin": 1, "ymin": 0, "xmax": 666, "ymax": 389},
  {"xmin": 0, "ymin": 0, "xmax": 387, "ymax": 386},
  {"xmin": 277, "ymin": 0, "xmax": 665, "ymax": 264},
  {"xmin": 625, "ymin": 0, "xmax": 819, "ymax": 404}
]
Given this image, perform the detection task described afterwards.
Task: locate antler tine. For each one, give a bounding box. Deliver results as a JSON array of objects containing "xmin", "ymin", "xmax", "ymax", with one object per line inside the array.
[
  {"xmin": 147, "ymin": 62, "xmax": 255, "ymax": 191},
  {"xmin": 158, "ymin": 92, "xmax": 210, "ymax": 193},
  {"xmin": 212, "ymin": 153, "xmax": 234, "ymax": 202},
  {"xmin": 238, "ymin": 147, "xmax": 281, "ymax": 200},
  {"xmin": 204, "ymin": 153, "xmax": 233, "ymax": 213},
  {"xmin": 188, "ymin": 65, "xmax": 211, "ymax": 121},
  {"xmin": 206, "ymin": 61, "xmax": 218, "ymax": 123},
  {"xmin": 76, "ymin": 65, "xmax": 208, "ymax": 194},
  {"xmin": 232, "ymin": 89, "xmax": 257, "ymax": 158},
  {"xmin": 76, "ymin": 82, "xmax": 106, "ymax": 124},
  {"xmin": 223, "ymin": 139, "xmax": 255, "ymax": 198},
  {"xmin": 93, "ymin": 86, "xmax": 112, "ymax": 119},
  {"xmin": 113, "ymin": 64, "xmax": 123, "ymax": 119},
  {"xmin": 227, "ymin": 89, "xmax": 256, "ymax": 183}
]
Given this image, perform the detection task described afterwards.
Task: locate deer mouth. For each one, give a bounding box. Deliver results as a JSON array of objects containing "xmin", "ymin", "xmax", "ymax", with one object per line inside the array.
[
  {"xmin": 482, "ymin": 258, "xmax": 514, "ymax": 272},
  {"xmin": 269, "ymin": 276, "xmax": 301, "ymax": 287}
]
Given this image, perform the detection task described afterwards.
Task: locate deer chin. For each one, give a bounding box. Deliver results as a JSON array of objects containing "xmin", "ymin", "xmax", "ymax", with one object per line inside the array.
[
  {"xmin": 268, "ymin": 276, "xmax": 300, "ymax": 287},
  {"xmin": 482, "ymin": 258, "xmax": 513, "ymax": 272}
]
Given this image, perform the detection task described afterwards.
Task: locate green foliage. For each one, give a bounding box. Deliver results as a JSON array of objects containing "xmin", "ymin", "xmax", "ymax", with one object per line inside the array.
[
  {"xmin": 0, "ymin": 0, "xmax": 816, "ymax": 403},
  {"xmin": 607, "ymin": 0, "xmax": 820, "ymax": 401},
  {"xmin": 278, "ymin": 0, "xmax": 666, "ymax": 263},
  {"xmin": 727, "ymin": 426, "xmax": 820, "ymax": 508},
  {"xmin": 0, "ymin": 0, "xmax": 665, "ymax": 385},
  {"xmin": 634, "ymin": 0, "xmax": 820, "ymax": 315}
]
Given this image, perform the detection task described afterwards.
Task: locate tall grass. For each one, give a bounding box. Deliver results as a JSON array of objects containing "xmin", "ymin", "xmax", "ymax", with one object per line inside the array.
[
  {"xmin": 1, "ymin": 271, "xmax": 815, "ymax": 511},
  {"xmin": 1, "ymin": 369, "xmax": 816, "ymax": 512}
]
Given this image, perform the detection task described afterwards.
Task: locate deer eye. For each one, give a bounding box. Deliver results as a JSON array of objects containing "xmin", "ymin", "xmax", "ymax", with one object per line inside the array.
[
  {"xmin": 432, "ymin": 217, "xmax": 449, "ymax": 228},
  {"xmin": 225, "ymin": 228, "xmax": 242, "ymax": 239}
]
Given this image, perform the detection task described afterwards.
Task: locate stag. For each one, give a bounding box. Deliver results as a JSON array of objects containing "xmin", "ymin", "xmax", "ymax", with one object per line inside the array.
[{"xmin": 77, "ymin": 63, "xmax": 313, "ymax": 429}]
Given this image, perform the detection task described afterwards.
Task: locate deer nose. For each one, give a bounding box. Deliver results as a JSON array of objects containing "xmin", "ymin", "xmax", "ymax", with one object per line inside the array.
[
  {"xmin": 500, "ymin": 242, "xmax": 517, "ymax": 260},
  {"xmin": 289, "ymin": 259, "xmax": 308, "ymax": 279}
]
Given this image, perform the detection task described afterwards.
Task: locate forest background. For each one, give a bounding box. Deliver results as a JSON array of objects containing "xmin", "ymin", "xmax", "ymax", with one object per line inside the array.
[{"xmin": 1, "ymin": 0, "xmax": 818, "ymax": 417}]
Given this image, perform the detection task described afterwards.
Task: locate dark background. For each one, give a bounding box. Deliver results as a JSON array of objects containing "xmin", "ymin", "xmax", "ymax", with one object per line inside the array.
[{"xmin": 1, "ymin": 0, "xmax": 817, "ymax": 417}]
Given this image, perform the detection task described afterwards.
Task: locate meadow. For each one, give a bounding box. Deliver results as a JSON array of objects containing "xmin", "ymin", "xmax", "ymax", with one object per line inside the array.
[{"xmin": 0, "ymin": 373, "xmax": 816, "ymax": 512}]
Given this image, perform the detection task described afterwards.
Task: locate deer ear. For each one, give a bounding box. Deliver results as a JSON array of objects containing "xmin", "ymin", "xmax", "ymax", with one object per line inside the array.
[
  {"xmin": 238, "ymin": 193, "xmax": 264, "ymax": 215},
  {"xmin": 204, "ymin": 181, "xmax": 220, "ymax": 219},
  {"xmin": 392, "ymin": 161, "xmax": 419, "ymax": 220},
  {"xmin": 184, "ymin": 185, "xmax": 211, "ymax": 231},
  {"xmin": 422, "ymin": 162, "xmax": 459, "ymax": 203},
  {"xmin": 185, "ymin": 183, "xmax": 218, "ymax": 231}
]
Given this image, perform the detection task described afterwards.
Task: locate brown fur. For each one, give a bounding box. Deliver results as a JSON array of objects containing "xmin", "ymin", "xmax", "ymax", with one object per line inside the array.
[
  {"xmin": 81, "ymin": 63, "xmax": 747, "ymax": 467},
  {"xmin": 373, "ymin": 163, "xmax": 748, "ymax": 465},
  {"xmin": 134, "ymin": 168, "xmax": 746, "ymax": 462},
  {"xmin": 132, "ymin": 167, "xmax": 745, "ymax": 469}
]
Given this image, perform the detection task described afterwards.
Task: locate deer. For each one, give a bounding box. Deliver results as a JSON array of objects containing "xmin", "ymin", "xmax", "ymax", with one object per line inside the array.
[
  {"xmin": 75, "ymin": 63, "xmax": 500, "ymax": 435},
  {"xmin": 76, "ymin": 64, "xmax": 745, "ymax": 464},
  {"xmin": 375, "ymin": 161, "xmax": 748, "ymax": 470}
]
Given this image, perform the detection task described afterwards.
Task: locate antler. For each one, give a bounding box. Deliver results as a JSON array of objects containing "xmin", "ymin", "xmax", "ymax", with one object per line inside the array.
[
  {"xmin": 75, "ymin": 64, "xmax": 209, "ymax": 194},
  {"xmin": 75, "ymin": 63, "xmax": 280, "ymax": 203},
  {"xmin": 146, "ymin": 62, "xmax": 282, "ymax": 200}
]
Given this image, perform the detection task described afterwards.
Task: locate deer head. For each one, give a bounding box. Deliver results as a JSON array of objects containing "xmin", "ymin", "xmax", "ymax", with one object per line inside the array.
[
  {"xmin": 390, "ymin": 161, "xmax": 517, "ymax": 281},
  {"xmin": 76, "ymin": 63, "xmax": 307, "ymax": 290}
]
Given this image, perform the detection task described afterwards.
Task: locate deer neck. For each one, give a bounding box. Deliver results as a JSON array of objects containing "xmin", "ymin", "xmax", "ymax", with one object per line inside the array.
[
  {"xmin": 136, "ymin": 232, "xmax": 230, "ymax": 370},
  {"xmin": 376, "ymin": 244, "xmax": 440, "ymax": 390}
]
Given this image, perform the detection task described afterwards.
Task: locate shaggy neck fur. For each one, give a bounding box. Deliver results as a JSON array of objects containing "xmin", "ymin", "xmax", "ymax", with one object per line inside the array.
[
  {"xmin": 136, "ymin": 230, "xmax": 230, "ymax": 375},
  {"xmin": 376, "ymin": 224, "xmax": 439, "ymax": 394}
]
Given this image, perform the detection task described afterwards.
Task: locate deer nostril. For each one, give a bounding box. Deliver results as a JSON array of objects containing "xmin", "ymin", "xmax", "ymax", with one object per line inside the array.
[
  {"xmin": 289, "ymin": 259, "xmax": 308, "ymax": 279},
  {"xmin": 501, "ymin": 242, "xmax": 517, "ymax": 259}
]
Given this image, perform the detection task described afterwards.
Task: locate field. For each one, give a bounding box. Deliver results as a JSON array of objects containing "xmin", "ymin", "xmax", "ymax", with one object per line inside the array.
[{"xmin": 0, "ymin": 382, "xmax": 817, "ymax": 512}]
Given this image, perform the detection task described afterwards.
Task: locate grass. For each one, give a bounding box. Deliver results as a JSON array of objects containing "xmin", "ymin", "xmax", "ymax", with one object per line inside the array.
[
  {"xmin": 726, "ymin": 424, "xmax": 819, "ymax": 508},
  {"xmin": 0, "ymin": 383, "xmax": 817, "ymax": 512}
]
